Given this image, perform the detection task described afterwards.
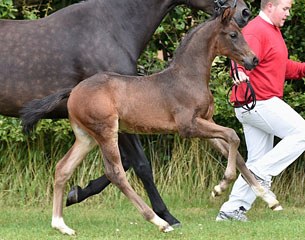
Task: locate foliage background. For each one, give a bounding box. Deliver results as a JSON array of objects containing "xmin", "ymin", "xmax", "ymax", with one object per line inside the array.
[{"xmin": 1, "ymin": 0, "xmax": 305, "ymax": 206}]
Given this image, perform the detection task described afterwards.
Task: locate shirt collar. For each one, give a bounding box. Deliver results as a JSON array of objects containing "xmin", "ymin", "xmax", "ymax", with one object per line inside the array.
[{"xmin": 259, "ymin": 10, "xmax": 274, "ymax": 25}]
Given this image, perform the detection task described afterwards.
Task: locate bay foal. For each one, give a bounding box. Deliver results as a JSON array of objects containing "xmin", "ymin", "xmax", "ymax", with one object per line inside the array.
[
  {"xmin": 21, "ymin": 7, "xmax": 280, "ymax": 235},
  {"xmin": 1, "ymin": 0, "xmax": 251, "ymax": 227}
]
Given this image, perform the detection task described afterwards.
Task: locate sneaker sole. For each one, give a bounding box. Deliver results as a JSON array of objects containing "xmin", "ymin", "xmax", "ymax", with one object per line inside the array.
[{"xmin": 215, "ymin": 217, "xmax": 229, "ymax": 222}]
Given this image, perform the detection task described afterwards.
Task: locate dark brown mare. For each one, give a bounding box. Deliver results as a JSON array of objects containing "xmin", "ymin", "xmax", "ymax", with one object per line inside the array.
[
  {"xmin": 1, "ymin": 0, "xmax": 251, "ymax": 227},
  {"xmin": 21, "ymin": 7, "xmax": 282, "ymax": 235}
]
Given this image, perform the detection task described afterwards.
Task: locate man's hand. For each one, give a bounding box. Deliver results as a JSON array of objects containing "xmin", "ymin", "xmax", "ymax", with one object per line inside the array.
[{"xmin": 233, "ymin": 71, "xmax": 250, "ymax": 85}]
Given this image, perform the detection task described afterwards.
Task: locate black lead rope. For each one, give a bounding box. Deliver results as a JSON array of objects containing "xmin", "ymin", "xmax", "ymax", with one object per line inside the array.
[{"xmin": 227, "ymin": 60, "xmax": 257, "ymax": 111}]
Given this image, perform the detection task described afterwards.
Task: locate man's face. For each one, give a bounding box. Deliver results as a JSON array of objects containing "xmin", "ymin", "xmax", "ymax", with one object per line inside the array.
[{"xmin": 269, "ymin": 0, "xmax": 292, "ymax": 27}]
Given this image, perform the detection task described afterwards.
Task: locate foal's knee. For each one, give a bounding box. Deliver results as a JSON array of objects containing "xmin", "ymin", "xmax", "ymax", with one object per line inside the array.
[{"xmin": 226, "ymin": 128, "xmax": 240, "ymax": 147}]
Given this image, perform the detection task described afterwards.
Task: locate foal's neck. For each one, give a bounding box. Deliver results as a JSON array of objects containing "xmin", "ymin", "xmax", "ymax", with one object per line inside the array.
[{"xmin": 171, "ymin": 20, "xmax": 218, "ymax": 79}]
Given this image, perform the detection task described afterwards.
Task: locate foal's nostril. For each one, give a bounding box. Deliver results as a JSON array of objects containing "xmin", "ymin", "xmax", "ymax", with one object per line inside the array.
[{"xmin": 253, "ymin": 56, "xmax": 259, "ymax": 66}]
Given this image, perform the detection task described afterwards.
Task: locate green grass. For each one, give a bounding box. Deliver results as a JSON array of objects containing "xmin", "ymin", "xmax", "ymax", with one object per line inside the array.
[
  {"xmin": 1, "ymin": 134, "xmax": 305, "ymax": 239},
  {"xmin": 1, "ymin": 197, "xmax": 305, "ymax": 240}
]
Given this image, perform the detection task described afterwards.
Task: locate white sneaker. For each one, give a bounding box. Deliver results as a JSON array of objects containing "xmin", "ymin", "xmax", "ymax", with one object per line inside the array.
[{"xmin": 216, "ymin": 206, "xmax": 248, "ymax": 222}]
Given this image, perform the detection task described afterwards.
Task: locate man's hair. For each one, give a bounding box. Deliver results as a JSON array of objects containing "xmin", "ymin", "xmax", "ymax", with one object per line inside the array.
[{"xmin": 261, "ymin": 0, "xmax": 279, "ymax": 9}]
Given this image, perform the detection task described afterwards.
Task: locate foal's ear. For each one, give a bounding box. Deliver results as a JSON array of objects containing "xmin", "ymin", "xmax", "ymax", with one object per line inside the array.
[{"xmin": 221, "ymin": 7, "xmax": 236, "ymax": 25}]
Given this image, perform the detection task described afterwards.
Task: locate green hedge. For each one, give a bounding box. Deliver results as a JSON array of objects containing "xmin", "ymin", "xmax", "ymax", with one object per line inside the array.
[{"xmin": 1, "ymin": 1, "xmax": 305, "ymax": 146}]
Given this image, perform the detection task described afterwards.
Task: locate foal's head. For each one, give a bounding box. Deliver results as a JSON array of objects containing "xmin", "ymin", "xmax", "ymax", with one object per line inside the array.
[
  {"xmin": 188, "ymin": 0, "xmax": 251, "ymax": 28},
  {"xmin": 214, "ymin": 7, "xmax": 258, "ymax": 70}
]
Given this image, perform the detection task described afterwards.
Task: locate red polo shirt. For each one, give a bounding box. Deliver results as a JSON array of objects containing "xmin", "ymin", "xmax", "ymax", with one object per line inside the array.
[{"xmin": 231, "ymin": 16, "xmax": 305, "ymax": 103}]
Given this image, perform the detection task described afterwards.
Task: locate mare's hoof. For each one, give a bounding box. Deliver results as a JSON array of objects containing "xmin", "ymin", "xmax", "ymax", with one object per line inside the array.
[
  {"xmin": 171, "ymin": 222, "xmax": 182, "ymax": 228},
  {"xmin": 157, "ymin": 212, "xmax": 181, "ymax": 228},
  {"xmin": 66, "ymin": 185, "xmax": 81, "ymax": 207}
]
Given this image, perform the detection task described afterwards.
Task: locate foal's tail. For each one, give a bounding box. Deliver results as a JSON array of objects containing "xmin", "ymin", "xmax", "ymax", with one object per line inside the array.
[{"xmin": 20, "ymin": 88, "xmax": 72, "ymax": 134}]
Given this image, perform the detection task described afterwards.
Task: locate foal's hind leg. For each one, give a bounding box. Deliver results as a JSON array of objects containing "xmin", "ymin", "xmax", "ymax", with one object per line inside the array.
[
  {"xmin": 66, "ymin": 132, "xmax": 180, "ymax": 227},
  {"xmin": 52, "ymin": 124, "xmax": 96, "ymax": 235},
  {"xmin": 118, "ymin": 133, "xmax": 180, "ymax": 227},
  {"xmin": 96, "ymin": 134, "xmax": 173, "ymax": 232},
  {"xmin": 66, "ymin": 146, "xmax": 131, "ymax": 207}
]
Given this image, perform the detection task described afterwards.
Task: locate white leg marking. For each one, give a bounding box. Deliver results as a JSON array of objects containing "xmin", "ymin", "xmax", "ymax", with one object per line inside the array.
[
  {"xmin": 211, "ymin": 184, "xmax": 222, "ymax": 198},
  {"xmin": 150, "ymin": 214, "xmax": 174, "ymax": 233},
  {"xmin": 251, "ymin": 186, "xmax": 283, "ymax": 211},
  {"xmin": 51, "ymin": 216, "xmax": 76, "ymax": 236}
]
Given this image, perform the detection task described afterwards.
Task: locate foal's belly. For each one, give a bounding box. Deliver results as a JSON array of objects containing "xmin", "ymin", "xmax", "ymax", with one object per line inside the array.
[{"xmin": 119, "ymin": 119, "xmax": 177, "ymax": 135}]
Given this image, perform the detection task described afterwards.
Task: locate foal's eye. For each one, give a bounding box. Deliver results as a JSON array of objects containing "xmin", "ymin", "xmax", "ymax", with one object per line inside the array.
[{"xmin": 229, "ymin": 32, "xmax": 237, "ymax": 38}]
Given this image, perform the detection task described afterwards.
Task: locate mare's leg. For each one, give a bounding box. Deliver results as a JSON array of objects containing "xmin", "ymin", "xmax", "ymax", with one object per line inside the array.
[
  {"xmin": 207, "ymin": 138, "xmax": 281, "ymax": 210},
  {"xmin": 52, "ymin": 123, "xmax": 96, "ymax": 235},
  {"xmin": 95, "ymin": 134, "xmax": 174, "ymax": 232}
]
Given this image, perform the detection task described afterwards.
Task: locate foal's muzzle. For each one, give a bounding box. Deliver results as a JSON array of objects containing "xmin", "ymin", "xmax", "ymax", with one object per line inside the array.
[{"xmin": 244, "ymin": 56, "xmax": 259, "ymax": 70}]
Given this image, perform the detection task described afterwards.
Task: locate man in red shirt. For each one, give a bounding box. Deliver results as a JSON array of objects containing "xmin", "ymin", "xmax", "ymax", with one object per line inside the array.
[{"xmin": 216, "ymin": 0, "xmax": 305, "ymax": 221}]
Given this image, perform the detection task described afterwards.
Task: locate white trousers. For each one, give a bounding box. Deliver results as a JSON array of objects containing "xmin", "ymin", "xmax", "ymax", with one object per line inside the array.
[{"xmin": 220, "ymin": 97, "xmax": 305, "ymax": 212}]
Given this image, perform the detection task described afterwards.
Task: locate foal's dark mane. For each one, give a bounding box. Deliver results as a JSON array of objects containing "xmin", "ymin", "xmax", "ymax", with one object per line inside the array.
[{"xmin": 170, "ymin": 13, "xmax": 219, "ymax": 64}]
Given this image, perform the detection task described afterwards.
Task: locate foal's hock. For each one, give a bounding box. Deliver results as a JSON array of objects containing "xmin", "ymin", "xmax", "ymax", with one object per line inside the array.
[{"xmin": 21, "ymin": 7, "xmax": 280, "ymax": 236}]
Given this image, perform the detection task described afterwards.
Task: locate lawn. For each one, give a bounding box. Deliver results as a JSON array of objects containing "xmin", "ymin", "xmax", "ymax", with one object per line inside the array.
[{"xmin": 1, "ymin": 197, "xmax": 304, "ymax": 240}]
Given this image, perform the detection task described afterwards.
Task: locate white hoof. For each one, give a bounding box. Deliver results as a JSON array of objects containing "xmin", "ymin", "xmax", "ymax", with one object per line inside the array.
[
  {"xmin": 162, "ymin": 225, "xmax": 174, "ymax": 233},
  {"xmin": 150, "ymin": 214, "xmax": 173, "ymax": 233},
  {"xmin": 272, "ymin": 205, "xmax": 283, "ymax": 211},
  {"xmin": 211, "ymin": 185, "xmax": 222, "ymax": 198},
  {"xmin": 252, "ymin": 186, "xmax": 282, "ymax": 211},
  {"xmin": 211, "ymin": 191, "xmax": 216, "ymax": 198},
  {"xmin": 51, "ymin": 217, "xmax": 76, "ymax": 236}
]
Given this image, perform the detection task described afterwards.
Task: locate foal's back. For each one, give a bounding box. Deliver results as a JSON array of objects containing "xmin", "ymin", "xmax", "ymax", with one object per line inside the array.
[{"xmin": 68, "ymin": 71, "xmax": 180, "ymax": 134}]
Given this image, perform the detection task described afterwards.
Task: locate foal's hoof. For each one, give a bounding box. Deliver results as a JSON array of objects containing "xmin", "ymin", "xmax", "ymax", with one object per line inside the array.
[
  {"xmin": 271, "ymin": 204, "xmax": 283, "ymax": 211},
  {"xmin": 52, "ymin": 217, "xmax": 76, "ymax": 236},
  {"xmin": 66, "ymin": 185, "xmax": 81, "ymax": 207},
  {"xmin": 211, "ymin": 185, "xmax": 222, "ymax": 198},
  {"xmin": 162, "ymin": 225, "xmax": 174, "ymax": 233}
]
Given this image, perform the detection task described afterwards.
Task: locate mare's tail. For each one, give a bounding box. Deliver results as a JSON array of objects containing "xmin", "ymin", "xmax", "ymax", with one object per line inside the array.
[{"xmin": 20, "ymin": 88, "xmax": 72, "ymax": 134}]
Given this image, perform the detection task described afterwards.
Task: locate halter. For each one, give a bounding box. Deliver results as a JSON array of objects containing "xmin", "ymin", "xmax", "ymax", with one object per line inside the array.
[
  {"xmin": 214, "ymin": 0, "xmax": 237, "ymax": 9},
  {"xmin": 214, "ymin": 0, "xmax": 229, "ymax": 9},
  {"xmin": 185, "ymin": 0, "xmax": 237, "ymax": 11},
  {"xmin": 214, "ymin": 0, "xmax": 237, "ymax": 15},
  {"xmin": 227, "ymin": 60, "xmax": 256, "ymax": 112}
]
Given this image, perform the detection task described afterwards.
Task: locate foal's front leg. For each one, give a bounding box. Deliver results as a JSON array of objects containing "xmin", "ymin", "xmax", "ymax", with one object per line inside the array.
[
  {"xmin": 178, "ymin": 117, "xmax": 239, "ymax": 194},
  {"xmin": 208, "ymin": 138, "xmax": 282, "ymax": 210},
  {"xmin": 200, "ymin": 118, "xmax": 238, "ymax": 192}
]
